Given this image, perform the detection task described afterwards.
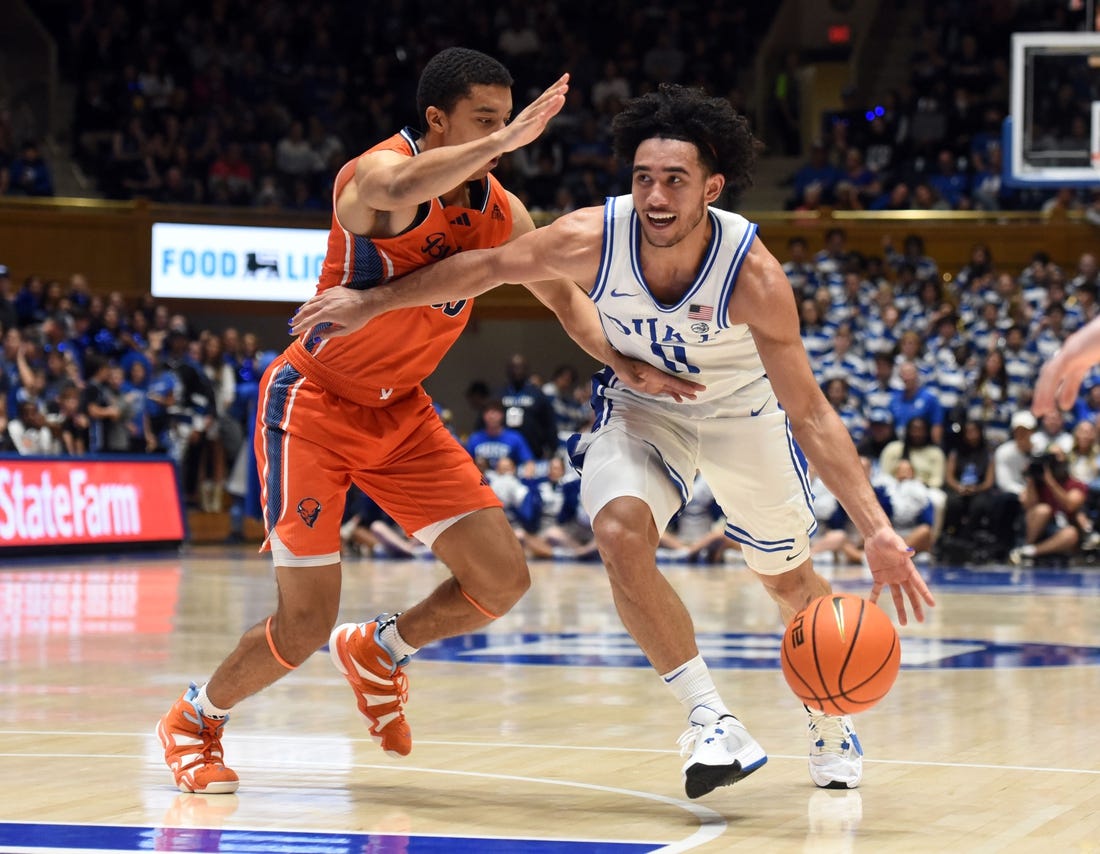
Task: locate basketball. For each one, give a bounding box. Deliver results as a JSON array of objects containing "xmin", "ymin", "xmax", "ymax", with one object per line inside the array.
[{"xmin": 780, "ymin": 593, "xmax": 901, "ymax": 715}]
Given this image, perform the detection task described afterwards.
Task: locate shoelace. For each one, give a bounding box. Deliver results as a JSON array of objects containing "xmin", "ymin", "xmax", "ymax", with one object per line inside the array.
[
  {"xmin": 677, "ymin": 716, "xmax": 737, "ymax": 757},
  {"xmin": 365, "ymin": 619, "xmax": 410, "ymax": 704},
  {"xmin": 809, "ymin": 715, "xmax": 851, "ymax": 753},
  {"xmin": 390, "ymin": 669, "xmax": 409, "ymax": 705},
  {"xmin": 357, "ymin": 661, "xmax": 410, "ymax": 707},
  {"xmin": 676, "ymin": 724, "xmax": 703, "ymax": 758},
  {"xmin": 176, "ymin": 716, "xmax": 228, "ymax": 771}
]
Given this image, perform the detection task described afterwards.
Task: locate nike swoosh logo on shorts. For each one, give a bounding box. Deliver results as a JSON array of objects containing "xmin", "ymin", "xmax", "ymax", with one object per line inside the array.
[
  {"xmin": 663, "ymin": 666, "xmax": 688, "ymax": 683},
  {"xmin": 785, "ymin": 547, "xmax": 807, "ymax": 562},
  {"xmin": 750, "ymin": 395, "xmax": 772, "ymax": 416}
]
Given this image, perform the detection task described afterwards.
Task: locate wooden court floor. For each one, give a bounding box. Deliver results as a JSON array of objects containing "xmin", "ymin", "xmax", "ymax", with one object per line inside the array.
[{"xmin": 1, "ymin": 546, "xmax": 1099, "ymax": 853}]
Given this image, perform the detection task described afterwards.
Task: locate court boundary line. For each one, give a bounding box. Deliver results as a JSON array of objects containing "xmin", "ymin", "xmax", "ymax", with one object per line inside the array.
[
  {"xmin": 0, "ymin": 848, "xmax": 143, "ymax": 854},
  {"xmin": 0, "ymin": 818, "xmax": 669, "ymax": 846},
  {"xmin": 0, "ymin": 754, "xmax": 727, "ymax": 853}
]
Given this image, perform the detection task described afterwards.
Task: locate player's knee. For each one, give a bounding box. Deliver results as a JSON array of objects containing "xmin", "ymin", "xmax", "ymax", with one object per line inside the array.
[
  {"xmin": 759, "ymin": 562, "xmax": 817, "ymax": 602},
  {"xmin": 488, "ymin": 559, "xmax": 532, "ymax": 613},
  {"xmin": 464, "ymin": 551, "xmax": 530, "ymax": 617},
  {"xmin": 462, "ymin": 579, "xmax": 527, "ymax": 620},
  {"xmin": 592, "ymin": 512, "xmax": 651, "ymax": 564}
]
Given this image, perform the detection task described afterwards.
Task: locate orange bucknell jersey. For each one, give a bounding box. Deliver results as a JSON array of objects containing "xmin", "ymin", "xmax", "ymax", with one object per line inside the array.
[{"xmin": 286, "ymin": 128, "xmax": 513, "ymax": 405}]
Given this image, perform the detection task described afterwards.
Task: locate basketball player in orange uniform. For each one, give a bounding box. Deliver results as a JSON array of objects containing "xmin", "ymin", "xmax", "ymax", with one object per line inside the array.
[{"xmin": 156, "ymin": 48, "xmax": 701, "ymax": 795}]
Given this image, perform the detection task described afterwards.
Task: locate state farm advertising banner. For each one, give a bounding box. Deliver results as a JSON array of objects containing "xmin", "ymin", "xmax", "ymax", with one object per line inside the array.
[{"xmin": 0, "ymin": 457, "xmax": 185, "ymax": 549}]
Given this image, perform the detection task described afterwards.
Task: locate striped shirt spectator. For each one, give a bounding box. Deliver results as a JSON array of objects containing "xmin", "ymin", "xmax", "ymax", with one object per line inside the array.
[
  {"xmin": 782, "ymin": 236, "xmax": 820, "ymax": 300},
  {"xmin": 934, "ymin": 354, "xmax": 970, "ymax": 413},
  {"xmin": 823, "ymin": 376, "xmax": 868, "ymax": 444},
  {"xmin": 799, "ymin": 299, "xmax": 833, "ymax": 362}
]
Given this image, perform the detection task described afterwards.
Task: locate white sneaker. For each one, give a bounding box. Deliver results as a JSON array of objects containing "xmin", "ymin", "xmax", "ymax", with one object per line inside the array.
[
  {"xmin": 808, "ymin": 711, "xmax": 863, "ymax": 789},
  {"xmin": 678, "ymin": 705, "xmax": 767, "ymax": 799},
  {"xmin": 1009, "ymin": 544, "xmax": 1036, "ymax": 566}
]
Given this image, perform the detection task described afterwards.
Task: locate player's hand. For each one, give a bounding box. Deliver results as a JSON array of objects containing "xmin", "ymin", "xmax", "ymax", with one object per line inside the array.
[
  {"xmin": 289, "ymin": 287, "xmax": 378, "ymax": 341},
  {"xmin": 609, "ymin": 351, "xmax": 706, "ymax": 403},
  {"xmin": 492, "ymin": 74, "xmax": 569, "ymax": 154},
  {"xmin": 1033, "ymin": 344, "xmax": 1093, "ymax": 416},
  {"xmin": 863, "ymin": 527, "xmax": 935, "ymax": 626}
]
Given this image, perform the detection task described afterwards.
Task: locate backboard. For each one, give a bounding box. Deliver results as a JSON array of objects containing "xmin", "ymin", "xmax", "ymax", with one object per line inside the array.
[{"xmin": 1006, "ymin": 32, "xmax": 1100, "ymax": 187}]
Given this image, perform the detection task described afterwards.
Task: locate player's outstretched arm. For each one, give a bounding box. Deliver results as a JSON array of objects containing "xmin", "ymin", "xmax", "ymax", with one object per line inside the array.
[
  {"xmin": 354, "ymin": 74, "xmax": 569, "ymax": 212},
  {"xmin": 290, "ymin": 209, "xmax": 596, "ymax": 340},
  {"xmin": 1033, "ymin": 315, "xmax": 1100, "ymax": 415},
  {"xmin": 735, "ymin": 240, "xmax": 935, "ymax": 624}
]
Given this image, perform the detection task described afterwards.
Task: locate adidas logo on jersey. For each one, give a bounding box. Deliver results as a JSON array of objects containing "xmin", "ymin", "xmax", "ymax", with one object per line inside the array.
[
  {"xmin": 491, "ymin": 203, "xmax": 505, "ymax": 221},
  {"xmin": 449, "ymin": 212, "xmax": 471, "ymax": 227}
]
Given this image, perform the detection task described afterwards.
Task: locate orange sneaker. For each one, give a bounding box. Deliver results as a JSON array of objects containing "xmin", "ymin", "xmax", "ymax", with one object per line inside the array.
[
  {"xmin": 329, "ymin": 617, "xmax": 411, "ymax": 757},
  {"xmin": 156, "ymin": 683, "xmax": 240, "ymax": 794}
]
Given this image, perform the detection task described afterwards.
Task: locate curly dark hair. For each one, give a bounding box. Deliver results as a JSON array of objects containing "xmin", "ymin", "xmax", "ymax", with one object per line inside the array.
[
  {"xmin": 611, "ymin": 84, "xmax": 758, "ymax": 196},
  {"xmin": 416, "ymin": 48, "xmax": 513, "ymax": 126}
]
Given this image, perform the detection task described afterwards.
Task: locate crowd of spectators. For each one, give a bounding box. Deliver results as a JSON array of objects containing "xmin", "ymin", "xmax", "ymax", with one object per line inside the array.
[
  {"xmin": 8, "ymin": 1, "xmax": 1099, "ymax": 216},
  {"xmin": 21, "ymin": 0, "xmax": 770, "ymax": 212},
  {"xmin": 6, "ymin": 220, "xmax": 1100, "ymax": 567},
  {"xmin": 0, "ymin": 263, "xmax": 274, "ymax": 520},
  {"xmin": 788, "ymin": 227, "xmax": 1100, "ymax": 565},
  {"xmin": 787, "ymin": 0, "xmax": 1100, "ymax": 213}
]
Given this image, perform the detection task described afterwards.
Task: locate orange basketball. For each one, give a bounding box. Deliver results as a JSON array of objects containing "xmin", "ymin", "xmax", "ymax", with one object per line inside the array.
[{"xmin": 780, "ymin": 593, "xmax": 901, "ymax": 715}]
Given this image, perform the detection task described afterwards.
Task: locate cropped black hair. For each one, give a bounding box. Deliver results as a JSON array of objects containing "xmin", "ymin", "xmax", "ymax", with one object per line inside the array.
[
  {"xmin": 611, "ymin": 84, "xmax": 758, "ymax": 196},
  {"xmin": 416, "ymin": 48, "xmax": 513, "ymax": 126}
]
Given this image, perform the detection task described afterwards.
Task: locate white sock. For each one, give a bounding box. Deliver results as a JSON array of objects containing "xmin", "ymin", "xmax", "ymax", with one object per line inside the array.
[
  {"xmin": 194, "ymin": 683, "xmax": 231, "ymax": 718},
  {"xmin": 659, "ymin": 654, "xmax": 731, "ymax": 721},
  {"xmin": 378, "ymin": 615, "xmax": 419, "ymax": 660}
]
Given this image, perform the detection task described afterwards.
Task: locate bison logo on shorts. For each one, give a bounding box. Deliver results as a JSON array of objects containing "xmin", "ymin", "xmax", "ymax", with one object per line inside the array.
[{"xmin": 297, "ymin": 498, "xmax": 322, "ymax": 528}]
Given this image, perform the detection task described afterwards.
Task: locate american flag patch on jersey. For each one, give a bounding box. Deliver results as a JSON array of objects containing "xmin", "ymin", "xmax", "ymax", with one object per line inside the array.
[{"xmin": 688, "ymin": 303, "xmax": 714, "ymax": 320}]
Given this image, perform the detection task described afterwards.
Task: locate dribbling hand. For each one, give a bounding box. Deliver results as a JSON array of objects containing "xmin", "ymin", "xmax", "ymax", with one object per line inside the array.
[{"xmin": 863, "ymin": 527, "xmax": 936, "ymax": 626}]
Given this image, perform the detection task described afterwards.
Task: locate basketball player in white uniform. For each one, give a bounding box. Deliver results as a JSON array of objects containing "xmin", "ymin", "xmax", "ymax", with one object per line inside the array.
[{"xmin": 291, "ymin": 84, "xmax": 936, "ymax": 798}]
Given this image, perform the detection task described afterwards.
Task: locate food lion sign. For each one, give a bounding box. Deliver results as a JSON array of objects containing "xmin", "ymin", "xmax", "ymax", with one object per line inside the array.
[{"xmin": 151, "ymin": 222, "xmax": 328, "ymax": 302}]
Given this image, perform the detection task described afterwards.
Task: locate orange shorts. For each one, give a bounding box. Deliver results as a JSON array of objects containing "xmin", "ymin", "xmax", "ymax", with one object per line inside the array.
[{"xmin": 254, "ymin": 354, "xmax": 500, "ymax": 558}]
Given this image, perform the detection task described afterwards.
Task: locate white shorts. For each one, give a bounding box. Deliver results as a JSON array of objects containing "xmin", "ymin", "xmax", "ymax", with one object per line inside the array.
[{"xmin": 569, "ymin": 385, "xmax": 816, "ymax": 574}]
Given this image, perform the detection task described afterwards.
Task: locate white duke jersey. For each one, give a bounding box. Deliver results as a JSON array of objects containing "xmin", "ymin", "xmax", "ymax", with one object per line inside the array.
[{"xmin": 589, "ymin": 195, "xmax": 765, "ymax": 414}]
